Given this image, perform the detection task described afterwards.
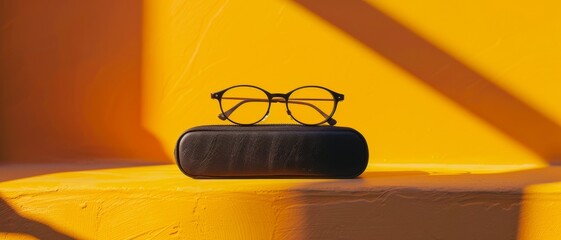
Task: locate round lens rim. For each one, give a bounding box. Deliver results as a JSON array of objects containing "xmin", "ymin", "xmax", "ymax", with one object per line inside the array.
[
  {"xmin": 218, "ymin": 85, "xmax": 271, "ymax": 125},
  {"xmin": 286, "ymin": 85, "xmax": 339, "ymax": 126}
]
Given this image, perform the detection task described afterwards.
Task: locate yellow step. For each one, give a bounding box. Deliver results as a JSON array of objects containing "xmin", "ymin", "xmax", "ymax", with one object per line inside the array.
[{"xmin": 2, "ymin": 164, "xmax": 561, "ymax": 239}]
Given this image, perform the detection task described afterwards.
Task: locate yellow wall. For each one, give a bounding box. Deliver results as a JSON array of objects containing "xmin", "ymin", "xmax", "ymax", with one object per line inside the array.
[
  {"xmin": 143, "ymin": 0, "xmax": 561, "ymax": 166},
  {"xmin": 1, "ymin": 0, "xmax": 559, "ymax": 167},
  {"xmin": 1, "ymin": 1, "xmax": 561, "ymax": 239},
  {"xmin": 0, "ymin": 0, "xmax": 166, "ymax": 163}
]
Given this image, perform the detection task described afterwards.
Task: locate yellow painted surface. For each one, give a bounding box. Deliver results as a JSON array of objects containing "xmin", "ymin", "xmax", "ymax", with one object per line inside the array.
[
  {"xmin": 143, "ymin": 0, "xmax": 561, "ymax": 166},
  {"xmin": 1, "ymin": 0, "xmax": 559, "ymax": 165},
  {"xmin": 0, "ymin": 0, "xmax": 167, "ymax": 163},
  {"xmin": 2, "ymin": 0, "xmax": 561, "ymax": 239},
  {"xmin": 519, "ymin": 178, "xmax": 561, "ymax": 239},
  {"xmin": 2, "ymin": 165, "xmax": 561, "ymax": 239}
]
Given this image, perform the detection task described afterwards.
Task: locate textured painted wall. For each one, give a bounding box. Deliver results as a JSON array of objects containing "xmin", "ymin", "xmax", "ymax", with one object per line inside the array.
[
  {"xmin": 0, "ymin": 0, "xmax": 560, "ymax": 166},
  {"xmin": 0, "ymin": 0, "xmax": 166, "ymax": 163},
  {"xmin": 143, "ymin": 0, "xmax": 561, "ymax": 167},
  {"xmin": 1, "ymin": 1, "xmax": 561, "ymax": 239}
]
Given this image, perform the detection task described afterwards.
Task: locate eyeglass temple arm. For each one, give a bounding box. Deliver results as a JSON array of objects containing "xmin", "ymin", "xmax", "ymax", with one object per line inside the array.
[{"xmin": 218, "ymin": 98, "xmax": 337, "ymax": 125}]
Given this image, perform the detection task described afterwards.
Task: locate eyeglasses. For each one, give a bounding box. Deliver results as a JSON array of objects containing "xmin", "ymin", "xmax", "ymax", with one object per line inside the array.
[{"xmin": 211, "ymin": 85, "xmax": 344, "ymax": 126}]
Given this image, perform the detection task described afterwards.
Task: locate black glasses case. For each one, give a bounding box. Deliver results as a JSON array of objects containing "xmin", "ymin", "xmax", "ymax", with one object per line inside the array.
[{"xmin": 174, "ymin": 125, "xmax": 369, "ymax": 178}]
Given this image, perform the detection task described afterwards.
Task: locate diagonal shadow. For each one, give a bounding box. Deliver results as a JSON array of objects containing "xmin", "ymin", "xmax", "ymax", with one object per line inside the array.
[
  {"xmin": 0, "ymin": 197, "xmax": 75, "ymax": 239},
  {"xmin": 0, "ymin": 0, "xmax": 168, "ymax": 169},
  {"xmin": 293, "ymin": 0, "xmax": 561, "ymax": 163},
  {"xmin": 284, "ymin": 167, "xmax": 561, "ymax": 239}
]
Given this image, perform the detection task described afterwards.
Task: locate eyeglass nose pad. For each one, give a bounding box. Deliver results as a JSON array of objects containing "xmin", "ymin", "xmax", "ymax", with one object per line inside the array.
[{"xmin": 218, "ymin": 113, "xmax": 227, "ymax": 120}]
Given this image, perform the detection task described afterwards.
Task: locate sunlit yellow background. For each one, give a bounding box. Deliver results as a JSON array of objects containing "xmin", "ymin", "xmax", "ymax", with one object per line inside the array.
[
  {"xmin": 143, "ymin": 0, "xmax": 560, "ymax": 166},
  {"xmin": 1, "ymin": 0, "xmax": 561, "ymax": 239}
]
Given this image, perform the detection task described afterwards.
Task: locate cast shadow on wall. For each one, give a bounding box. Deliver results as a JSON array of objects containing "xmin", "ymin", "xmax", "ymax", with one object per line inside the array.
[
  {"xmin": 293, "ymin": 0, "xmax": 561, "ymax": 164},
  {"xmin": 289, "ymin": 1, "xmax": 561, "ymax": 239},
  {"xmin": 0, "ymin": 0, "xmax": 167, "ymax": 168}
]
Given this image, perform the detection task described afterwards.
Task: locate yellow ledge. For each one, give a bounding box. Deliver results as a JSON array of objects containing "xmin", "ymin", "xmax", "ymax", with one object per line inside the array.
[{"xmin": 2, "ymin": 164, "xmax": 561, "ymax": 240}]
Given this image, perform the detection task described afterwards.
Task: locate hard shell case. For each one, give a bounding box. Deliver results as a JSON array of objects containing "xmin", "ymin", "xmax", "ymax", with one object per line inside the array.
[{"xmin": 175, "ymin": 125, "xmax": 368, "ymax": 178}]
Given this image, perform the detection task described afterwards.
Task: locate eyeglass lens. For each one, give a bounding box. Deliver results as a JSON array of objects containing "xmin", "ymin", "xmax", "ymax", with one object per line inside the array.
[
  {"xmin": 219, "ymin": 86, "xmax": 337, "ymax": 125},
  {"xmin": 220, "ymin": 86, "xmax": 270, "ymax": 125},
  {"xmin": 288, "ymin": 87, "xmax": 336, "ymax": 125}
]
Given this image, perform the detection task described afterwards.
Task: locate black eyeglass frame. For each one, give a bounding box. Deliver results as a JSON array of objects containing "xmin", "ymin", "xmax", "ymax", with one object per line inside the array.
[{"xmin": 211, "ymin": 85, "xmax": 344, "ymax": 126}]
